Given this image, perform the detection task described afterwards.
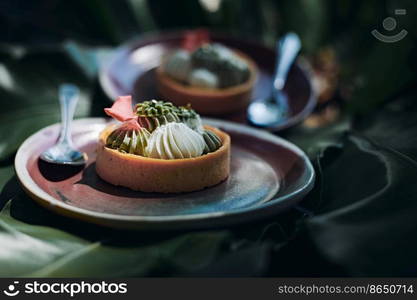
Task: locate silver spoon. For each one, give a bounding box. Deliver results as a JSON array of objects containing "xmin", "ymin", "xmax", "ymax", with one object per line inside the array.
[
  {"xmin": 40, "ymin": 84, "xmax": 87, "ymax": 165},
  {"xmin": 247, "ymin": 32, "xmax": 301, "ymax": 129}
]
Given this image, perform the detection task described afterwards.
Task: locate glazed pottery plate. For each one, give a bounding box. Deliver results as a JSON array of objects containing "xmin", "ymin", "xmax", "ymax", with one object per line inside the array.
[
  {"xmin": 99, "ymin": 31, "xmax": 316, "ymax": 131},
  {"xmin": 15, "ymin": 118, "xmax": 315, "ymax": 230}
]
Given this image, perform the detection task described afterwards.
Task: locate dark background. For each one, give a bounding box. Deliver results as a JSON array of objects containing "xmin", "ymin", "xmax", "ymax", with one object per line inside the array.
[{"xmin": 0, "ymin": 0, "xmax": 416, "ymax": 277}]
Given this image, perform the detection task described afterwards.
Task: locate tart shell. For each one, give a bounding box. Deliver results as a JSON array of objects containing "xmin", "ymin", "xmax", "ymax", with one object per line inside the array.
[
  {"xmin": 96, "ymin": 125, "xmax": 231, "ymax": 193},
  {"xmin": 156, "ymin": 49, "xmax": 257, "ymax": 115}
]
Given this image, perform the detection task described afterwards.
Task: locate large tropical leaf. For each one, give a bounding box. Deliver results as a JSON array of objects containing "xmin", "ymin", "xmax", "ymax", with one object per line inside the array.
[
  {"xmin": 0, "ymin": 197, "xmax": 230, "ymax": 277},
  {"xmin": 0, "ymin": 0, "xmax": 416, "ymax": 278},
  {"xmin": 0, "ymin": 45, "xmax": 92, "ymax": 161}
]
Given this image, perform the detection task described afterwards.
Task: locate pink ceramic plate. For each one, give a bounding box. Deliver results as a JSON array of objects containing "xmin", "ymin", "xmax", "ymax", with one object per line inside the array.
[
  {"xmin": 99, "ymin": 31, "xmax": 316, "ymax": 131},
  {"xmin": 15, "ymin": 118, "xmax": 314, "ymax": 230}
]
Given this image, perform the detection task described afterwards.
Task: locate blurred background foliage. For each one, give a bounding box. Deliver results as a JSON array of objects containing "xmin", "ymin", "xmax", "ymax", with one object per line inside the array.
[
  {"xmin": 0, "ymin": 0, "xmax": 416, "ymax": 158},
  {"xmin": 0, "ymin": 0, "xmax": 416, "ymax": 277}
]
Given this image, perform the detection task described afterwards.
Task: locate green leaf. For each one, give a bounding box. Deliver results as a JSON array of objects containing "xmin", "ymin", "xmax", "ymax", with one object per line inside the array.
[
  {"xmin": 127, "ymin": 0, "xmax": 157, "ymax": 32},
  {"xmin": 0, "ymin": 200, "xmax": 88, "ymax": 277},
  {"xmin": 285, "ymin": 116, "xmax": 351, "ymax": 159},
  {"xmin": 355, "ymin": 94, "xmax": 417, "ymax": 161},
  {"xmin": 30, "ymin": 233, "xmax": 228, "ymax": 278},
  {"xmin": 306, "ymin": 134, "xmax": 417, "ymax": 276},
  {"xmin": 0, "ymin": 166, "xmax": 14, "ymax": 192},
  {"xmin": 0, "ymin": 45, "xmax": 92, "ymax": 160},
  {"xmin": 0, "ymin": 196, "xmax": 228, "ymax": 277}
]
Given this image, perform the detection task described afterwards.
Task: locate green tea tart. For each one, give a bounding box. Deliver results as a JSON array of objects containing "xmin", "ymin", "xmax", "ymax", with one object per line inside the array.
[
  {"xmin": 96, "ymin": 96, "xmax": 230, "ymax": 193},
  {"xmin": 156, "ymin": 30, "xmax": 257, "ymax": 115}
]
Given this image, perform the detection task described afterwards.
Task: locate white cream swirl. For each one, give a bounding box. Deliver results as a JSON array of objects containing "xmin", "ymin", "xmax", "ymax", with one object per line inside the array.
[
  {"xmin": 189, "ymin": 68, "xmax": 219, "ymax": 89},
  {"xmin": 145, "ymin": 122, "xmax": 205, "ymax": 159}
]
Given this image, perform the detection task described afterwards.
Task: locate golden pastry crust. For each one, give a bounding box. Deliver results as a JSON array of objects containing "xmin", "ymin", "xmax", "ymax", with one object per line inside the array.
[
  {"xmin": 96, "ymin": 125, "xmax": 230, "ymax": 193},
  {"xmin": 156, "ymin": 49, "xmax": 257, "ymax": 115}
]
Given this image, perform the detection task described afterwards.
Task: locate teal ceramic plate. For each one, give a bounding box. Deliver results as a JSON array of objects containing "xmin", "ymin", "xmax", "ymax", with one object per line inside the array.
[{"xmin": 15, "ymin": 118, "xmax": 315, "ymax": 230}]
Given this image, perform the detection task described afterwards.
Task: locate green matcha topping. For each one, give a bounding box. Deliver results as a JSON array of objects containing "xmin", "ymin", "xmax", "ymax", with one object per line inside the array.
[
  {"xmin": 163, "ymin": 49, "xmax": 191, "ymax": 83},
  {"xmin": 134, "ymin": 100, "xmax": 203, "ymax": 133},
  {"xmin": 164, "ymin": 43, "xmax": 250, "ymax": 89},
  {"xmin": 105, "ymin": 99, "xmax": 222, "ymax": 158},
  {"xmin": 136, "ymin": 99, "xmax": 178, "ymax": 116},
  {"xmin": 202, "ymin": 129, "xmax": 222, "ymax": 154},
  {"xmin": 191, "ymin": 43, "xmax": 250, "ymax": 88},
  {"xmin": 135, "ymin": 100, "xmax": 180, "ymax": 132},
  {"xmin": 175, "ymin": 104, "xmax": 203, "ymax": 132},
  {"xmin": 192, "ymin": 45, "xmax": 221, "ymax": 72},
  {"xmin": 106, "ymin": 125, "xmax": 150, "ymax": 156},
  {"xmin": 175, "ymin": 103, "xmax": 197, "ymax": 119}
]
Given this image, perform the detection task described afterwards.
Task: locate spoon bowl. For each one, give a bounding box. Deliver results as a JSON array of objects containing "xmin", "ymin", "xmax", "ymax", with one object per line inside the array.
[
  {"xmin": 40, "ymin": 144, "xmax": 87, "ymax": 166},
  {"xmin": 247, "ymin": 91, "xmax": 289, "ymax": 127}
]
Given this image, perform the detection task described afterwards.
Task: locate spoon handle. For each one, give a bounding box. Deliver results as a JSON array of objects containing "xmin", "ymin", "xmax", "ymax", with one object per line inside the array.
[
  {"xmin": 273, "ymin": 32, "xmax": 301, "ymax": 91},
  {"xmin": 57, "ymin": 84, "xmax": 80, "ymax": 146}
]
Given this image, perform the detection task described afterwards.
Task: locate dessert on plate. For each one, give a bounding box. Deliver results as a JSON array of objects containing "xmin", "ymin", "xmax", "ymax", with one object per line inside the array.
[
  {"xmin": 96, "ymin": 96, "xmax": 230, "ymax": 193},
  {"xmin": 156, "ymin": 30, "xmax": 257, "ymax": 115}
]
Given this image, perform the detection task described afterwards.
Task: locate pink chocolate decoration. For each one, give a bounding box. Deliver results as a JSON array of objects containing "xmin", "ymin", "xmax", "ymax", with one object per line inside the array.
[{"xmin": 104, "ymin": 95, "xmax": 137, "ymax": 122}]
